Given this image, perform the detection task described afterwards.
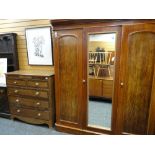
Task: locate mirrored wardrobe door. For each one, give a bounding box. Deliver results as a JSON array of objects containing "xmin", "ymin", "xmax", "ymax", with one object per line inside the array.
[{"xmin": 85, "ymin": 27, "xmax": 121, "ymax": 134}]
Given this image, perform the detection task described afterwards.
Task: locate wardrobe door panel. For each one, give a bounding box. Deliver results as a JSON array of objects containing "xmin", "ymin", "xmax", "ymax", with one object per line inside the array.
[
  {"xmin": 120, "ymin": 24, "xmax": 155, "ymax": 134},
  {"xmin": 59, "ymin": 36, "xmax": 79, "ymax": 122},
  {"xmin": 147, "ymin": 70, "xmax": 155, "ymax": 134},
  {"xmin": 54, "ymin": 29, "xmax": 83, "ymax": 128}
]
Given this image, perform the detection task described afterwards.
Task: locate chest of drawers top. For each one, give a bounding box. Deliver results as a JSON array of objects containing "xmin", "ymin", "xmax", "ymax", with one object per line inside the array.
[
  {"xmin": 6, "ymin": 70, "xmax": 54, "ymax": 85},
  {"xmin": 6, "ymin": 70, "xmax": 54, "ymax": 78}
]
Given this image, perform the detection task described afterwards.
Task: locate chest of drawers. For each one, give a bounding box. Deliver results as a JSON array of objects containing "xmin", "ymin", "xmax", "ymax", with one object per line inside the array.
[
  {"xmin": 89, "ymin": 77, "xmax": 113, "ymax": 99},
  {"xmin": 6, "ymin": 70, "xmax": 55, "ymax": 128}
]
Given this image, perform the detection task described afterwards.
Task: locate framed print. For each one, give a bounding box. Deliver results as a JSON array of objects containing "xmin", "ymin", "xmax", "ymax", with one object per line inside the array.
[
  {"xmin": 25, "ymin": 27, "xmax": 53, "ymax": 65},
  {"xmin": 0, "ymin": 58, "xmax": 7, "ymax": 87}
]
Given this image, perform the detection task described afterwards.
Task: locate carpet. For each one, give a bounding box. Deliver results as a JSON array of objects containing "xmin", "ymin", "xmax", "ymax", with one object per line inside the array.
[
  {"xmin": 0, "ymin": 117, "xmax": 68, "ymax": 135},
  {"xmin": 88, "ymin": 99, "xmax": 112, "ymax": 129}
]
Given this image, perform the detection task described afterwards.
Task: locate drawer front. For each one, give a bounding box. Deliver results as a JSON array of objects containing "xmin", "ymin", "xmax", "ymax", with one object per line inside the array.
[
  {"xmin": 11, "ymin": 107, "xmax": 49, "ymax": 120},
  {"xmin": 102, "ymin": 80, "xmax": 113, "ymax": 99},
  {"xmin": 102, "ymin": 90, "xmax": 113, "ymax": 98},
  {"xmin": 102, "ymin": 86, "xmax": 113, "ymax": 98},
  {"xmin": 7, "ymin": 75, "xmax": 31, "ymax": 80},
  {"xmin": 27, "ymin": 81, "xmax": 48, "ymax": 88},
  {"xmin": 8, "ymin": 88, "xmax": 48, "ymax": 99},
  {"xmin": 102, "ymin": 80, "xmax": 113, "ymax": 87},
  {"xmin": 8, "ymin": 96, "xmax": 49, "ymax": 109},
  {"xmin": 7, "ymin": 79, "xmax": 26, "ymax": 86},
  {"xmin": 7, "ymin": 75, "xmax": 49, "ymax": 81},
  {"xmin": 31, "ymin": 76, "xmax": 49, "ymax": 81}
]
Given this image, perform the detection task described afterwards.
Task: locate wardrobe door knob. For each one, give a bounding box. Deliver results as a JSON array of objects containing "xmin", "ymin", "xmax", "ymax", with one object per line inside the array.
[
  {"xmin": 120, "ymin": 82, "xmax": 124, "ymax": 86},
  {"xmin": 82, "ymin": 80, "xmax": 86, "ymax": 83}
]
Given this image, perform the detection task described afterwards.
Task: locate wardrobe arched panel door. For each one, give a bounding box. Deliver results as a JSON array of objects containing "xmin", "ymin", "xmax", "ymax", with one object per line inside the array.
[
  {"xmin": 118, "ymin": 24, "xmax": 155, "ymax": 135},
  {"xmin": 54, "ymin": 29, "xmax": 84, "ymax": 131}
]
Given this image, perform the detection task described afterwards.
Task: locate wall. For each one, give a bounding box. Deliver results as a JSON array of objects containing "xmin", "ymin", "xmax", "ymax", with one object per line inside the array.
[{"xmin": 0, "ymin": 19, "xmax": 54, "ymax": 71}]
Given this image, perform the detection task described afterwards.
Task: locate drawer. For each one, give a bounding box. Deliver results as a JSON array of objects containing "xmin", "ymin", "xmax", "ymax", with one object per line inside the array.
[
  {"xmin": 102, "ymin": 79, "xmax": 113, "ymax": 87},
  {"xmin": 11, "ymin": 107, "xmax": 49, "ymax": 120},
  {"xmin": 7, "ymin": 75, "xmax": 31, "ymax": 80},
  {"xmin": 6, "ymin": 75, "xmax": 49, "ymax": 81},
  {"xmin": 102, "ymin": 92, "xmax": 113, "ymax": 98},
  {"xmin": 27, "ymin": 80, "xmax": 48, "ymax": 88},
  {"xmin": 7, "ymin": 79, "xmax": 26, "ymax": 86},
  {"xmin": 102, "ymin": 88, "xmax": 113, "ymax": 98},
  {"xmin": 31, "ymin": 76, "xmax": 49, "ymax": 81},
  {"xmin": 102, "ymin": 85, "xmax": 113, "ymax": 91},
  {"xmin": 8, "ymin": 96, "xmax": 49, "ymax": 109},
  {"xmin": 8, "ymin": 88, "xmax": 48, "ymax": 99}
]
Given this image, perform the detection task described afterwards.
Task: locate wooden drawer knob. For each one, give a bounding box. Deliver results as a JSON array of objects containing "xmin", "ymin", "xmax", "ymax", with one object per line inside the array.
[
  {"xmin": 35, "ymin": 92, "xmax": 40, "ymax": 95},
  {"xmin": 35, "ymin": 82, "xmax": 39, "ymax": 86},
  {"xmin": 0, "ymin": 89, "xmax": 4, "ymax": 94},
  {"xmin": 37, "ymin": 113, "xmax": 41, "ymax": 116},
  {"xmin": 17, "ymin": 109, "xmax": 20, "ymax": 113},
  {"xmin": 36, "ymin": 102, "xmax": 40, "ymax": 105},
  {"xmin": 14, "ymin": 90, "xmax": 18, "ymax": 93},
  {"xmin": 16, "ymin": 99, "xmax": 19, "ymax": 102},
  {"xmin": 14, "ymin": 81, "xmax": 17, "ymax": 84}
]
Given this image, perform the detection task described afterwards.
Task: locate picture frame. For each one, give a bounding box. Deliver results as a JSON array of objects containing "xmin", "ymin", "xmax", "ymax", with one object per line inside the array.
[{"xmin": 25, "ymin": 26, "xmax": 53, "ymax": 65}]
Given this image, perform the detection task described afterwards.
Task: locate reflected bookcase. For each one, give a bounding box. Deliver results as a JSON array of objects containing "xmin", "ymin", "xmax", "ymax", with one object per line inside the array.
[
  {"xmin": 88, "ymin": 51, "xmax": 115, "ymax": 99},
  {"xmin": 0, "ymin": 33, "xmax": 18, "ymax": 118}
]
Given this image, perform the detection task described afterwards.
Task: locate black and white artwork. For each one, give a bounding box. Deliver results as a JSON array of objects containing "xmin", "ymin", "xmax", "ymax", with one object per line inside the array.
[
  {"xmin": 25, "ymin": 27, "xmax": 53, "ymax": 65},
  {"xmin": 33, "ymin": 36, "xmax": 45, "ymax": 58}
]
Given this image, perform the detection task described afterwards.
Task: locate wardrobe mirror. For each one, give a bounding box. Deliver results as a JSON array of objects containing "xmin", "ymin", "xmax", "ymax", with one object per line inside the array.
[{"xmin": 87, "ymin": 32, "xmax": 116, "ymax": 130}]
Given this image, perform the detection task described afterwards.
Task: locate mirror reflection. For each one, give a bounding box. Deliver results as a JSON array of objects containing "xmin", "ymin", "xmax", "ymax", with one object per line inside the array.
[{"xmin": 88, "ymin": 33, "xmax": 116, "ymax": 129}]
